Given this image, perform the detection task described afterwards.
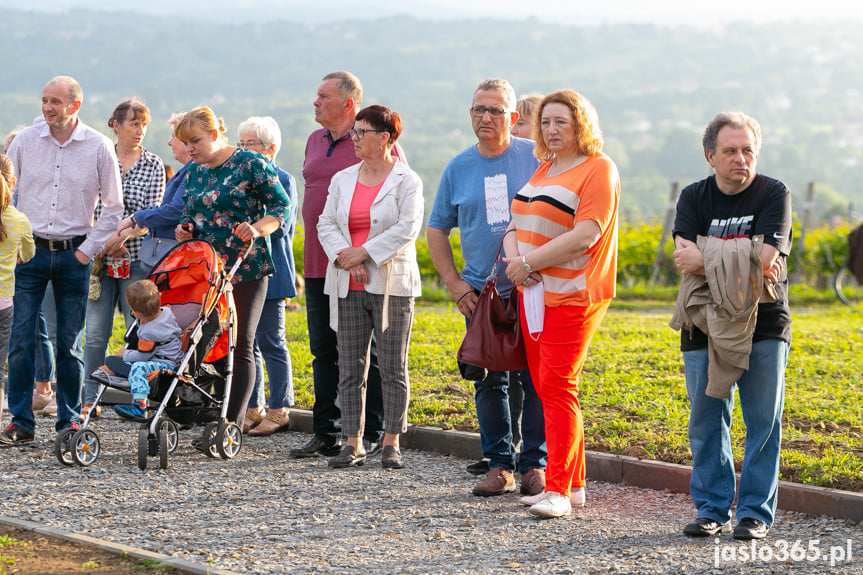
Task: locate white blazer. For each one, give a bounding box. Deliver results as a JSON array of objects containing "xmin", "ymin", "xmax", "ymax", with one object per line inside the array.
[{"xmin": 318, "ymin": 159, "xmax": 424, "ymax": 331}]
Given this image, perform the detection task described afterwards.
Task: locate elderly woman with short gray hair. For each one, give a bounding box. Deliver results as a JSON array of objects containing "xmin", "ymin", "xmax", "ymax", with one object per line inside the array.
[{"xmin": 236, "ymin": 116, "xmax": 299, "ymax": 436}]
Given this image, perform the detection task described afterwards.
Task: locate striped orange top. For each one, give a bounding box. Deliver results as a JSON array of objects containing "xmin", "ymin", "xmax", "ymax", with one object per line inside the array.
[{"xmin": 510, "ymin": 152, "xmax": 619, "ymax": 307}]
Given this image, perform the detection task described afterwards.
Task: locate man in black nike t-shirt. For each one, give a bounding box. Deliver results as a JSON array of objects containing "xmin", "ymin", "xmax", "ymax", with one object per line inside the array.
[{"xmin": 672, "ymin": 111, "xmax": 792, "ymax": 541}]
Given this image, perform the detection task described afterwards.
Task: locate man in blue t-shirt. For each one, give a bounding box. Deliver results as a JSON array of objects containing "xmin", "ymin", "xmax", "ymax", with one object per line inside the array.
[
  {"xmin": 427, "ymin": 78, "xmax": 546, "ymax": 497},
  {"xmin": 673, "ymin": 111, "xmax": 792, "ymax": 541}
]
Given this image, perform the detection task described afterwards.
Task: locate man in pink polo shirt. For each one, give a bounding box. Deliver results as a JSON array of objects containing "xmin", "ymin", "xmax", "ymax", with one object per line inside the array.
[{"xmin": 290, "ymin": 71, "xmax": 406, "ymax": 459}]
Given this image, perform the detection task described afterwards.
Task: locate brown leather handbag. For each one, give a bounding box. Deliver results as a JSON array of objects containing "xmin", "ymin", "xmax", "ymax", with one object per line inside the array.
[{"xmin": 456, "ymin": 244, "xmax": 528, "ymax": 373}]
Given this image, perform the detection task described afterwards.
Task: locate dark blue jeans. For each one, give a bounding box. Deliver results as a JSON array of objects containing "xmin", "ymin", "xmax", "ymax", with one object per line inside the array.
[
  {"xmin": 35, "ymin": 283, "xmax": 57, "ymax": 383},
  {"xmin": 8, "ymin": 246, "xmax": 90, "ymax": 432},
  {"xmin": 305, "ymin": 278, "xmax": 383, "ymax": 446},
  {"xmin": 474, "ymin": 369, "xmax": 546, "ymax": 473}
]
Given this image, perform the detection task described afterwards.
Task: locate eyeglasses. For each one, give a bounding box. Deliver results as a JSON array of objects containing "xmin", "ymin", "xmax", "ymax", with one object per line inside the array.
[
  {"xmin": 470, "ymin": 106, "xmax": 508, "ymax": 118},
  {"xmin": 350, "ymin": 127, "xmax": 385, "ymax": 140},
  {"xmin": 237, "ymin": 140, "xmax": 264, "ymax": 148}
]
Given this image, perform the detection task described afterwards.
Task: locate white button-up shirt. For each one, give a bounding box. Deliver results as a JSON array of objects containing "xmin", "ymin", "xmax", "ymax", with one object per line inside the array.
[{"xmin": 7, "ymin": 118, "xmax": 124, "ymax": 259}]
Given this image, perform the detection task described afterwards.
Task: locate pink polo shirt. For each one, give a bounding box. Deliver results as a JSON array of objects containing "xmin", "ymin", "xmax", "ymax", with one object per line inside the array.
[{"xmin": 302, "ymin": 128, "xmax": 406, "ymax": 278}]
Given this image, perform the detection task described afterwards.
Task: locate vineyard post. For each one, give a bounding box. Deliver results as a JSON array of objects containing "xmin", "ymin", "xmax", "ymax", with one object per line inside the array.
[
  {"xmin": 791, "ymin": 181, "xmax": 815, "ymax": 283},
  {"xmin": 650, "ymin": 180, "xmax": 680, "ymax": 286}
]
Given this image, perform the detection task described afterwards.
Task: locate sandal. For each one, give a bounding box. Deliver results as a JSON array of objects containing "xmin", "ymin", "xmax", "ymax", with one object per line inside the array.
[
  {"xmin": 242, "ymin": 407, "xmax": 265, "ymax": 433},
  {"xmin": 32, "ymin": 391, "xmax": 54, "ymax": 412},
  {"xmin": 247, "ymin": 409, "xmax": 290, "ymax": 436},
  {"xmin": 80, "ymin": 402, "xmax": 101, "ymax": 421}
]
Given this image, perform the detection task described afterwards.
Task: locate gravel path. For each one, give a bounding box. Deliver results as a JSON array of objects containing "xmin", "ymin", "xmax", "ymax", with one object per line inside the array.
[{"xmin": 1, "ymin": 416, "xmax": 860, "ymax": 574}]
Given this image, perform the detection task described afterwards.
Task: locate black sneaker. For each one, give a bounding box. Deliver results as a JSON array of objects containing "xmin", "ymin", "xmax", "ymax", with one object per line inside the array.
[
  {"xmin": 683, "ymin": 517, "xmax": 732, "ymax": 537},
  {"xmin": 289, "ymin": 436, "xmax": 341, "ymax": 458},
  {"xmin": 466, "ymin": 458, "xmax": 490, "ymax": 475},
  {"xmin": 0, "ymin": 422, "xmax": 35, "ymax": 446},
  {"xmin": 327, "ymin": 445, "xmax": 367, "ymax": 468},
  {"xmin": 733, "ymin": 518, "xmax": 769, "ymax": 540}
]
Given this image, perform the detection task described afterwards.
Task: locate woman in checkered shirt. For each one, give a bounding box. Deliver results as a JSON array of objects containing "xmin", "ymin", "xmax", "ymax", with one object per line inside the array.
[{"xmin": 81, "ymin": 99, "xmax": 166, "ymax": 419}]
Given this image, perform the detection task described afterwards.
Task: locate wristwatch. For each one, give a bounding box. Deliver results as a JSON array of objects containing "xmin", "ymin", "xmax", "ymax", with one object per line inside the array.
[{"xmin": 522, "ymin": 256, "xmax": 532, "ymax": 274}]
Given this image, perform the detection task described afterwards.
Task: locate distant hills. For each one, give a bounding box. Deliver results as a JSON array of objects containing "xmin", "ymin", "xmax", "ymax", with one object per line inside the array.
[{"xmin": 2, "ymin": 8, "xmax": 863, "ymax": 224}]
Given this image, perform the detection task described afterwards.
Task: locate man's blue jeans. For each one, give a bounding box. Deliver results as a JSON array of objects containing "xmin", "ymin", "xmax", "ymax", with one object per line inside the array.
[
  {"xmin": 83, "ymin": 260, "xmax": 148, "ymax": 404},
  {"xmin": 8, "ymin": 246, "xmax": 90, "ymax": 432},
  {"xmin": 474, "ymin": 368, "xmax": 546, "ymax": 472},
  {"xmin": 305, "ymin": 278, "xmax": 383, "ymax": 446},
  {"xmin": 684, "ymin": 339, "xmax": 789, "ymax": 527},
  {"xmin": 249, "ymin": 297, "xmax": 294, "ymax": 409},
  {"xmin": 466, "ymin": 293, "xmax": 546, "ymax": 473},
  {"xmin": 35, "ymin": 283, "xmax": 57, "ymax": 383}
]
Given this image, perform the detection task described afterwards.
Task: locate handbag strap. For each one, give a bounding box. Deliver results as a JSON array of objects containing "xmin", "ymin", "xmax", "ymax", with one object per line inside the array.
[{"xmin": 487, "ymin": 237, "xmax": 506, "ymax": 281}]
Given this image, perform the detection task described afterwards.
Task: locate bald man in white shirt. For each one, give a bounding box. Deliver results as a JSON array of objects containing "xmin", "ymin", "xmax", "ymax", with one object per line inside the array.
[{"xmin": 1, "ymin": 75, "xmax": 123, "ymax": 445}]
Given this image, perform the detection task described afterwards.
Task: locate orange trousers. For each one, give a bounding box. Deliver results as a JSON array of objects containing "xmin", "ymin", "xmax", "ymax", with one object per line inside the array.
[{"xmin": 520, "ymin": 297, "xmax": 610, "ymax": 497}]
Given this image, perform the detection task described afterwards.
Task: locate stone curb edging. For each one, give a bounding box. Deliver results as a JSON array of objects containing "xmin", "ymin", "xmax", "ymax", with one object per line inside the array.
[
  {"xmin": 0, "ymin": 515, "xmax": 241, "ymax": 575},
  {"xmin": 287, "ymin": 409, "xmax": 863, "ymax": 524}
]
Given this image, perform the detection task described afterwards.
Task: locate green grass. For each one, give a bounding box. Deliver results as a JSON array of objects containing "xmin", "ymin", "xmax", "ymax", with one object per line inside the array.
[
  {"xmin": 0, "ymin": 534, "xmax": 25, "ymax": 573},
  {"xmin": 108, "ymin": 288, "xmax": 862, "ymax": 491}
]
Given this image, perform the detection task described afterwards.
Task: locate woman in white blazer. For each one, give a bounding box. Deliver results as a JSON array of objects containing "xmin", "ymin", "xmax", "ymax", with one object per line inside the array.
[{"xmin": 317, "ymin": 105, "xmax": 423, "ymax": 470}]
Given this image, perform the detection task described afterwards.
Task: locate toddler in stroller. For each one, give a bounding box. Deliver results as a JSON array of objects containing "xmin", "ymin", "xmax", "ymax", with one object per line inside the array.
[
  {"xmin": 56, "ymin": 239, "xmax": 244, "ymax": 469},
  {"xmin": 104, "ymin": 279, "xmax": 183, "ymax": 421}
]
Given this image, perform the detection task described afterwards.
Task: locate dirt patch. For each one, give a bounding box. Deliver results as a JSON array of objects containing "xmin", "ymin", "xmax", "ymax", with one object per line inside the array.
[{"xmin": 0, "ymin": 525, "xmax": 191, "ymax": 575}]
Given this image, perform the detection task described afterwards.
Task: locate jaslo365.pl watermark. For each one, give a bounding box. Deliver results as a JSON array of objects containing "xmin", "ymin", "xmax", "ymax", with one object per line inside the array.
[{"xmin": 715, "ymin": 538, "xmax": 853, "ymax": 567}]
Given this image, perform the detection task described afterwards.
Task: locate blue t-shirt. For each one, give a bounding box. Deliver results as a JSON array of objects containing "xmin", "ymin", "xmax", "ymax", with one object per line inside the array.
[{"xmin": 427, "ymin": 137, "xmax": 540, "ymax": 295}]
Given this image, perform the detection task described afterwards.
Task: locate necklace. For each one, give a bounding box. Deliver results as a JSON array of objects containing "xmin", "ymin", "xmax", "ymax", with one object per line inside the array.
[{"xmin": 549, "ymin": 154, "xmax": 587, "ymax": 176}]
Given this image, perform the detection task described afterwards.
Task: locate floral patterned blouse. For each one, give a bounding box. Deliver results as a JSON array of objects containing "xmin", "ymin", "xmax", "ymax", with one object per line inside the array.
[{"xmin": 180, "ymin": 148, "xmax": 290, "ymax": 283}]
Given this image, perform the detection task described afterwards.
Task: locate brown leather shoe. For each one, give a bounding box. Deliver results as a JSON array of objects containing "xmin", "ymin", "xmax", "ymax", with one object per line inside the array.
[
  {"xmin": 520, "ymin": 468, "xmax": 546, "ymax": 495},
  {"xmin": 472, "ymin": 467, "xmax": 516, "ymax": 497},
  {"xmin": 248, "ymin": 409, "xmax": 290, "ymax": 436}
]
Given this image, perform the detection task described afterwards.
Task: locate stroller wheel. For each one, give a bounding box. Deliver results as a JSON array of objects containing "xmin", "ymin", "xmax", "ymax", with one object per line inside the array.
[
  {"xmin": 71, "ymin": 429, "xmax": 100, "ymax": 467},
  {"xmin": 216, "ymin": 421, "xmax": 243, "ymax": 459},
  {"xmin": 158, "ymin": 418, "xmax": 179, "ymax": 454},
  {"xmin": 202, "ymin": 422, "xmax": 220, "ymax": 458},
  {"xmin": 159, "ymin": 429, "xmax": 169, "ymax": 469},
  {"xmin": 137, "ymin": 427, "xmax": 149, "ymax": 470},
  {"xmin": 54, "ymin": 427, "xmax": 77, "ymax": 466}
]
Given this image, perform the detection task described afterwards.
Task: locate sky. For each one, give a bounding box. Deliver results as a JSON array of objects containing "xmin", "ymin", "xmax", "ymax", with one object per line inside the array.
[{"xmin": 4, "ymin": 0, "xmax": 863, "ymax": 25}]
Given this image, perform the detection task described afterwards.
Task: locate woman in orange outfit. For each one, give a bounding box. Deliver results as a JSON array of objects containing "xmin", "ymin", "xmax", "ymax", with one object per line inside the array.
[{"xmin": 503, "ymin": 89, "xmax": 619, "ymax": 518}]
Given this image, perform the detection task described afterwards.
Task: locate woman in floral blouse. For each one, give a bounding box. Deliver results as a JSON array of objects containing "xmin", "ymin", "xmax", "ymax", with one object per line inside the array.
[{"xmin": 174, "ymin": 106, "xmax": 290, "ymax": 431}]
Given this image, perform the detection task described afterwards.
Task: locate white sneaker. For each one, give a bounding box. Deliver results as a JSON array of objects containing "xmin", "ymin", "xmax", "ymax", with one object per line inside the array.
[
  {"xmin": 528, "ymin": 491, "xmax": 572, "ymax": 518},
  {"xmin": 521, "ymin": 487, "xmax": 586, "ymax": 507},
  {"xmin": 520, "ymin": 490, "xmax": 545, "ymax": 506},
  {"xmin": 570, "ymin": 486, "xmax": 586, "ymax": 507}
]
